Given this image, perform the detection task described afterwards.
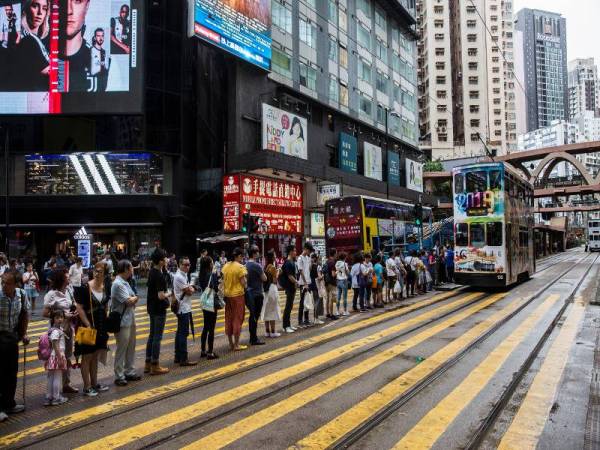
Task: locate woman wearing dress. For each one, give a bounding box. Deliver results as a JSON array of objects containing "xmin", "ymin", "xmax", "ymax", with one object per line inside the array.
[
  {"xmin": 74, "ymin": 262, "xmax": 110, "ymax": 397},
  {"xmin": 261, "ymin": 250, "xmax": 281, "ymax": 337}
]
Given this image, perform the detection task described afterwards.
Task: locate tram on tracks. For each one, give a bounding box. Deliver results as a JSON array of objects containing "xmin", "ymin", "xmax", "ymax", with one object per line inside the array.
[
  {"xmin": 588, "ymin": 218, "xmax": 600, "ymax": 251},
  {"xmin": 452, "ymin": 162, "xmax": 535, "ymax": 287}
]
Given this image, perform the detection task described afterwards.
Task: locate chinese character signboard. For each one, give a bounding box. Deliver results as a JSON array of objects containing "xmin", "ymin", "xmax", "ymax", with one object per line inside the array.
[
  {"xmin": 364, "ymin": 142, "xmax": 382, "ymax": 181},
  {"xmin": 317, "ymin": 184, "xmax": 341, "ymax": 207},
  {"xmin": 388, "ymin": 151, "xmax": 400, "ymax": 186},
  {"xmin": 406, "ymin": 159, "xmax": 423, "ymax": 192},
  {"xmin": 310, "ymin": 213, "xmax": 325, "ymax": 237},
  {"xmin": 222, "ymin": 174, "xmax": 303, "ymax": 235},
  {"xmin": 262, "ymin": 104, "xmax": 308, "ymax": 159},
  {"xmin": 338, "ymin": 132, "xmax": 357, "ymax": 173}
]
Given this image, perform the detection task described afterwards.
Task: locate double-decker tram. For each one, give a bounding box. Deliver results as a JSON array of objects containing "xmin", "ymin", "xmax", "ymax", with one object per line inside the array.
[
  {"xmin": 453, "ymin": 162, "xmax": 535, "ymax": 287},
  {"xmin": 325, "ymin": 195, "xmax": 432, "ymax": 255},
  {"xmin": 588, "ymin": 218, "xmax": 600, "ymax": 251}
]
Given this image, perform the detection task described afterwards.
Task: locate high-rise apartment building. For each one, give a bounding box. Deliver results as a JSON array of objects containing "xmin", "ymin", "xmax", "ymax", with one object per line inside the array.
[
  {"xmin": 568, "ymin": 58, "xmax": 599, "ymax": 120},
  {"xmin": 417, "ymin": 0, "xmax": 516, "ymax": 160},
  {"xmin": 515, "ymin": 8, "xmax": 568, "ymax": 132}
]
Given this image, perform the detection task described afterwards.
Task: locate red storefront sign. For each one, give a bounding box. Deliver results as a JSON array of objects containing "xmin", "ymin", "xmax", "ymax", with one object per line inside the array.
[{"xmin": 222, "ymin": 174, "xmax": 303, "ymax": 235}]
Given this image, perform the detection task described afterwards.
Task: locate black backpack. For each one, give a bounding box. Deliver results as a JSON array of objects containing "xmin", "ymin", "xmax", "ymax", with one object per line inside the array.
[{"xmin": 324, "ymin": 260, "xmax": 336, "ymax": 285}]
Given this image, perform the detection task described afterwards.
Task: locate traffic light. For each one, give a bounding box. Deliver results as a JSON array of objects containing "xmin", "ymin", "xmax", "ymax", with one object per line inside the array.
[
  {"xmin": 242, "ymin": 212, "xmax": 251, "ymax": 233},
  {"xmin": 414, "ymin": 203, "xmax": 423, "ymax": 226}
]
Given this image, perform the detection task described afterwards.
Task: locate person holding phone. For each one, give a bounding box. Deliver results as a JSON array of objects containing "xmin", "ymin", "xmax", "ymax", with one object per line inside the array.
[{"xmin": 144, "ymin": 249, "xmax": 170, "ymax": 375}]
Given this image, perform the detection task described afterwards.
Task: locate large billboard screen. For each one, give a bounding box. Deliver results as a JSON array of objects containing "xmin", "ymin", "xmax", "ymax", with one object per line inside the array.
[
  {"xmin": 222, "ymin": 174, "xmax": 303, "ymax": 235},
  {"xmin": 0, "ymin": 0, "xmax": 143, "ymax": 114},
  {"xmin": 193, "ymin": 0, "xmax": 271, "ymax": 70},
  {"xmin": 406, "ymin": 159, "xmax": 423, "ymax": 192},
  {"xmin": 262, "ymin": 104, "xmax": 307, "ymax": 159}
]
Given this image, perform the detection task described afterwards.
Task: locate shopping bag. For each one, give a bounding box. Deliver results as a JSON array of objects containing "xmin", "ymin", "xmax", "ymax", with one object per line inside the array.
[
  {"xmin": 393, "ymin": 280, "xmax": 402, "ymax": 294},
  {"xmin": 200, "ymin": 287, "xmax": 215, "ymax": 312},
  {"xmin": 304, "ymin": 291, "xmax": 314, "ymax": 311}
]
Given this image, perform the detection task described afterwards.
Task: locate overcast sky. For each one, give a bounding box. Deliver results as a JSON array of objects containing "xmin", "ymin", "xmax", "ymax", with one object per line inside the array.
[{"xmin": 513, "ymin": 0, "xmax": 600, "ymax": 67}]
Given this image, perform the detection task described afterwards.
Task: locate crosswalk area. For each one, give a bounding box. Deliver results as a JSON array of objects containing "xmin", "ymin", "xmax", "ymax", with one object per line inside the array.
[{"xmin": 1, "ymin": 252, "xmax": 599, "ymax": 449}]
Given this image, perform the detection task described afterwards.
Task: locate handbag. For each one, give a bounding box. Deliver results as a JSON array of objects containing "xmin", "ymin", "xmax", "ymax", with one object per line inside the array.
[
  {"xmin": 200, "ymin": 286, "xmax": 215, "ymax": 312},
  {"xmin": 75, "ymin": 288, "xmax": 97, "ymax": 346},
  {"xmin": 105, "ymin": 311, "xmax": 121, "ymax": 334},
  {"xmin": 304, "ymin": 290, "xmax": 314, "ymax": 311}
]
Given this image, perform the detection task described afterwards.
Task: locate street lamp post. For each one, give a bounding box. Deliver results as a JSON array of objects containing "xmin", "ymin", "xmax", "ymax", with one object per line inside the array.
[
  {"xmin": 384, "ymin": 108, "xmax": 400, "ymax": 200},
  {"xmin": 2, "ymin": 126, "xmax": 8, "ymax": 257}
]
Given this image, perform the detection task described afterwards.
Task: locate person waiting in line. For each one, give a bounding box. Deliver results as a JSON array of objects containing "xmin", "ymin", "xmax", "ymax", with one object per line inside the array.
[
  {"xmin": 445, "ymin": 246, "xmax": 455, "ymax": 283},
  {"xmin": 43, "ymin": 270, "xmax": 78, "ymax": 394},
  {"xmin": 173, "ymin": 257, "xmax": 197, "ymax": 366},
  {"xmin": 22, "ymin": 263, "xmax": 40, "ymax": 313},
  {"xmin": 197, "ymin": 256, "xmax": 219, "ymax": 359},
  {"xmin": 222, "ymin": 248, "xmax": 248, "ymax": 351},
  {"xmin": 385, "ymin": 251, "xmax": 398, "ymax": 303},
  {"xmin": 111, "ymin": 260, "xmax": 140, "ymax": 386},
  {"xmin": 372, "ymin": 255, "xmax": 385, "ymax": 308},
  {"xmin": 335, "ymin": 252, "xmax": 350, "ymax": 316},
  {"xmin": 393, "ymin": 249, "xmax": 407, "ymax": 300},
  {"xmin": 0, "ymin": 271, "xmax": 30, "ymax": 422},
  {"xmin": 261, "ymin": 250, "xmax": 281, "ymax": 337},
  {"xmin": 279, "ymin": 245, "xmax": 298, "ymax": 333},
  {"xmin": 245, "ymin": 246, "xmax": 266, "ymax": 346},
  {"xmin": 404, "ymin": 250, "xmax": 418, "ymax": 297},
  {"xmin": 44, "ymin": 309, "xmax": 68, "ymax": 406},
  {"xmin": 296, "ymin": 242, "xmax": 313, "ymax": 327},
  {"xmin": 323, "ymin": 248, "xmax": 338, "ymax": 320},
  {"xmin": 68, "ymin": 257, "xmax": 84, "ymax": 288},
  {"xmin": 309, "ymin": 253, "xmax": 325, "ymax": 324},
  {"xmin": 73, "ymin": 262, "xmax": 110, "ymax": 397},
  {"xmin": 362, "ymin": 253, "xmax": 374, "ymax": 309},
  {"xmin": 144, "ymin": 249, "xmax": 171, "ymax": 375}
]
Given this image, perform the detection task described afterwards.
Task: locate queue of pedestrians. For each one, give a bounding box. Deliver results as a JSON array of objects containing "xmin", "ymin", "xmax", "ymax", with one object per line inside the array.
[{"xmin": 0, "ymin": 243, "xmax": 455, "ymax": 421}]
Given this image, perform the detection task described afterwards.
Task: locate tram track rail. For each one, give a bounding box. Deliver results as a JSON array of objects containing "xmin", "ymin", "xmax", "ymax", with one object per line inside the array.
[
  {"xmin": 326, "ymin": 252, "xmax": 598, "ymax": 449},
  {"xmin": 134, "ymin": 255, "xmax": 592, "ymax": 450}
]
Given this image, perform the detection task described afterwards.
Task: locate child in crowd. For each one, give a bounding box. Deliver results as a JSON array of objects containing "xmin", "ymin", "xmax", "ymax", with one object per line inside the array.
[{"xmin": 45, "ymin": 310, "xmax": 69, "ymax": 406}]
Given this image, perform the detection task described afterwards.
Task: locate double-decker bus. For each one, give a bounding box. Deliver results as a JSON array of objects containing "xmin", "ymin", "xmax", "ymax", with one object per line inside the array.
[
  {"xmin": 588, "ymin": 218, "xmax": 600, "ymax": 251},
  {"xmin": 325, "ymin": 195, "xmax": 432, "ymax": 255},
  {"xmin": 453, "ymin": 162, "xmax": 535, "ymax": 287}
]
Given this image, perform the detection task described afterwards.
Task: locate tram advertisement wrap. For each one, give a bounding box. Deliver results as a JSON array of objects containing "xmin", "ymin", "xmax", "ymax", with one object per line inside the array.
[{"xmin": 453, "ymin": 164, "xmax": 506, "ymax": 274}]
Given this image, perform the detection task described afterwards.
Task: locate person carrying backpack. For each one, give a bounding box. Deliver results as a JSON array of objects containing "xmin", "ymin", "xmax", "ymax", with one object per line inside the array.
[
  {"xmin": 404, "ymin": 250, "xmax": 418, "ymax": 297},
  {"xmin": 324, "ymin": 248, "xmax": 338, "ymax": 320}
]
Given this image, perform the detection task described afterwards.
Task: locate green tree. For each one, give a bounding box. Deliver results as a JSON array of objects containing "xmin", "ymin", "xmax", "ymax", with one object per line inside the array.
[{"xmin": 424, "ymin": 159, "xmax": 444, "ymax": 172}]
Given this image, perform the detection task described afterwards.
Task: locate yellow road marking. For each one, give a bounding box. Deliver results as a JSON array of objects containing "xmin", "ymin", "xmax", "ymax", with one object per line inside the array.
[
  {"xmin": 393, "ymin": 294, "xmax": 560, "ymax": 450},
  {"xmin": 292, "ymin": 292, "xmax": 531, "ymax": 449},
  {"xmin": 497, "ymin": 297, "xmax": 586, "ymax": 450},
  {"xmin": 178, "ymin": 294, "xmax": 506, "ymax": 450},
  {"xmin": 1, "ymin": 290, "xmax": 462, "ymax": 447}
]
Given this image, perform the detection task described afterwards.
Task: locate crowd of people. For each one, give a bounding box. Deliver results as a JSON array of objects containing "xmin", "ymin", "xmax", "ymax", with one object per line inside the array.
[{"xmin": 0, "ymin": 242, "xmax": 455, "ymax": 421}]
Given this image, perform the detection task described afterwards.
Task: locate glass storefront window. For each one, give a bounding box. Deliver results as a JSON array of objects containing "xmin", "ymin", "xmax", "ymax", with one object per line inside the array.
[{"xmin": 25, "ymin": 152, "xmax": 165, "ymax": 195}]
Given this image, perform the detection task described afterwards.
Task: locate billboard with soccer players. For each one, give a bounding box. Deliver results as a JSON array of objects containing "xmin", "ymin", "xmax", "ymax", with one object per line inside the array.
[{"xmin": 0, "ymin": 0, "xmax": 144, "ymax": 114}]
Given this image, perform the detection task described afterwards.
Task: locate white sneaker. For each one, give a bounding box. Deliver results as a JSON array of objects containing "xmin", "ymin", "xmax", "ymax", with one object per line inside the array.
[
  {"xmin": 0, "ymin": 412, "xmax": 7, "ymax": 422},
  {"xmin": 265, "ymin": 332, "xmax": 271, "ymax": 338},
  {"xmin": 343, "ymin": 311, "xmax": 350, "ymax": 316},
  {"xmin": 284, "ymin": 327, "xmax": 295, "ymax": 333},
  {"xmin": 290, "ymin": 326, "xmax": 298, "ymax": 331},
  {"xmin": 271, "ymin": 332, "xmax": 281, "ymax": 337},
  {"xmin": 315, "ymin": 319, "xmax": 325, "ymax": 325}
]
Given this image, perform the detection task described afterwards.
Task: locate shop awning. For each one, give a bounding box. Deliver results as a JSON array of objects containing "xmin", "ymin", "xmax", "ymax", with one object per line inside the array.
[{"xmin": 199, "ymin": 234, "xmax": 248, "ymax": 244}]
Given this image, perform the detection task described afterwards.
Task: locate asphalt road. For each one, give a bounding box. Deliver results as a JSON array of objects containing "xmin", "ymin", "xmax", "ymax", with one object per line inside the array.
[{"xmin": 2, "ymin": 248, "xmax": 599, "ymax": 450}]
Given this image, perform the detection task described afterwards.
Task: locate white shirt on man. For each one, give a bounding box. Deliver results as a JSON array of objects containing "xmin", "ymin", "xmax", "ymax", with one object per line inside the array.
[
  {"xmin": 297, "ymin": 254, "xmax": 312, "ymax": 287},
  {"xmin": 68, "ymin": 263, "xmax": 83, "ymax": 287},
  {"xmin": 173, "ymin": 269, "xmax": 193, "ymax": 315}
]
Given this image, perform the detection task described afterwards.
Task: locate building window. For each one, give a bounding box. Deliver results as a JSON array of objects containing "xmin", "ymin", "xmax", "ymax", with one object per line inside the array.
[
  {"xmin": 495, "ymin": 130, "xmax": 502, "ymax": 136},
  {"xmin": 305, "ymin": 0, "xmax": 316, "ymax": 8},
  {"xmin": 375, "ymin": 7, "xmax": 386, "ymax": 30},
  {"xmin": 436, "ymin": 76, "xmax": 446, "ymax": 84},
  {"xmin": 467, "ymin": 19, "xmax": 476, "ymax": 28},
  {"xmin": 470, "ymin": 119, "xmax": 480, "ymax": 127},
  {"xmin": 329, "ymin": 37, "xmax": 338, "ymax": 62},
  {"xmin": 466, "ymin": 5, "xmax": 476, "ymax": 13},
  {"xmin": 376, "ymin": 40, "xmax": 387, "ymax": 63},
  {"xmin": 470, "ymin": 105, "xmax": 480, "ymax": 113},
  {"xmin": 435, "ymin": 47, "xmax": 445, "ymax": 56},
  {"xmin": 339, "ymin": 8, "xmax": 347, "ymax": 32},
  {"xmin": 494, "ymin": 109, "xmax": 501, "ymax": 115},
  {"xmin": 437, "ymin": 104, "xmax": 447, "ymax": 112},
  {"xmin": 357, "ymin": 0, "xmax": 371, "ymax": 17},
  {"xmin": 493, "ymin": 77, "xmax": 500, "ymax": 84},
  {"xmin": 435, "ymin": 33, "xmax": 444, "ymax": 40},
  {"xmin": 436, "ymin": 61, "xmax": 445, "ymax": 70},
  {"xmin": 377, "ymin": 104, "xmax": 385, "ymax": 124},
  {"xmin": 468, "ymin": 76, "xmax": 478, "ymax": 85},
  {"xmin": 438, "ymin": 134, "xmax": 448, "ymax": 141},
  {"xmin": 494, "ymin": 120, "xmax": 502, "ymax": 126},
  {"xmin": 492, "ymin": 66, "xmax": 500, "ymax": 73},
  {"xmin": 393, "ymin": 53, "xmax": 401, "ymax": 73},
  {"xmin": 299, "ymin": 17, "xmax": 316, "ymax": 48},
  {"xmin": 272, "ymin": 2, "xmax": 292, "ymax": 33},
  {"xmin": 357, "ymin": 22, "xmax": 371, "ymax": 49},
  {"xmin": 434, "ymin": 19, "xmax": 444, "ymax": 28},
  {"xmin": 299, "ymin": 62, "xmax": 317, "ymax": 90},
  {"xmin": 438, "ymin": 119, "xmax": 448, "ymax": 127},
  {"xmin": 271, "ymin": 48, "xmax": 292, "ymax": 78},
  {"xmin": 493, "ymin": 87, "xmax": 500, "ymax": 94},
  {"xmin": 340, "ymin": 83, "xmax": 349, "ymax": 107},
  {"xmin": 467, "ymin": 34, "xmax": 477, "ymax": 42},
  {"xmin": 437, "ymin": 90, "xmax": 447, "ymax": 99},
  {"xmin": 329, "ymin": 77, "xmax": 339, "ymax": 103},
  {"xmin": 339, "ymin": 45, "xmax": 348, "ymax": 68},
  {"xmin": 328, "ymin": 0, "xmax": 337, "ymax": 24},
  {"xmin": 376, "ymin": 71, "xmax": 388, "ymax": 93},
  {"xmin": 434, "ymin": 5, "xmax": 443, "ymax": 13},
  {"xmin": 359, "ymin": 95, "xmax": 372, "ymax": 117},
  {"xmin": 469, "ymin": 90, "xmax": 479, "ymax": 99},
  {"xmin": 468, "ymin": 48, "xmax": 478, "ymax": 56},
  {"xmin": 471, "ymin": 133, "xmax": 479, "ymax": 142},
  {"xmin": 359, "ymin": 59, "xmax": 372, "ymax": 83},
  {"xmin": 493, "ymin": 98, "xmax": 501, "ymax": 105},
  {"xmin": 468, "ymin": 61, "xmax": 478, "ymax": 70}
]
